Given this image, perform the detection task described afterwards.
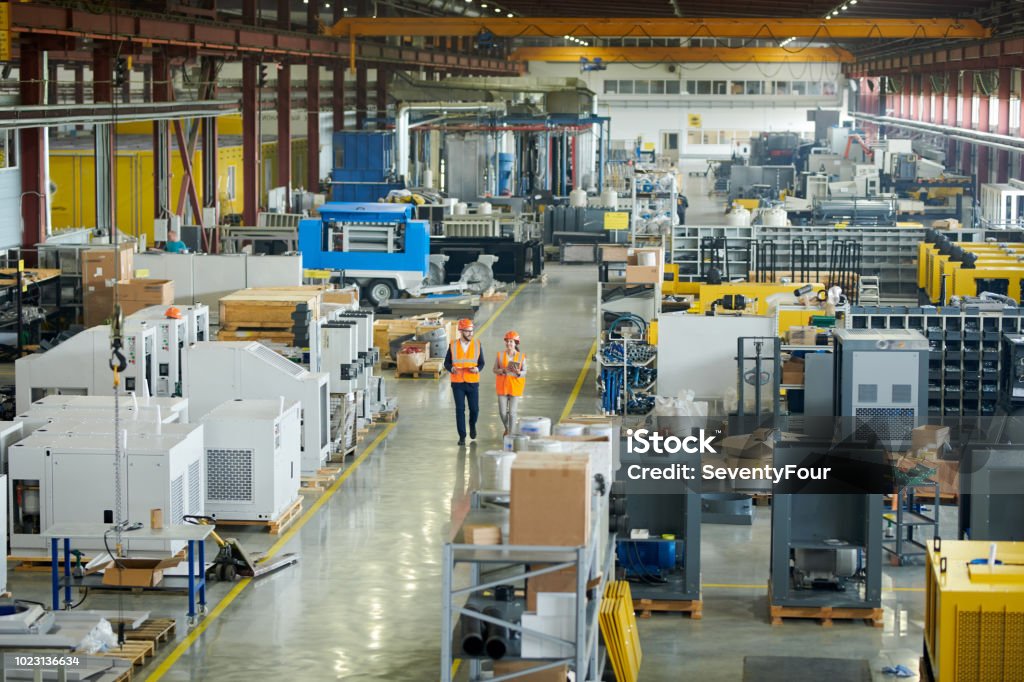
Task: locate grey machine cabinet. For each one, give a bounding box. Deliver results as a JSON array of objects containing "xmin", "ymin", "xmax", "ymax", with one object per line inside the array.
[
  {"xmin": 770, "ymin": 442, "xmax": 885, "ymax": 609},
  {"xmin": 959, "ymin": 445, "xmax": 1024, "ymax": 541},
  {"xmin": 615, "ymin": 446, "xmax": 701, "ymax": 602}
]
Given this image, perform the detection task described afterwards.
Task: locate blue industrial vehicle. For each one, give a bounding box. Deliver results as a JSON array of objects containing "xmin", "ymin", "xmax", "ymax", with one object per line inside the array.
[{"xmin": 299, "ymin": 202, "xmax": 432, "ymax": 306}]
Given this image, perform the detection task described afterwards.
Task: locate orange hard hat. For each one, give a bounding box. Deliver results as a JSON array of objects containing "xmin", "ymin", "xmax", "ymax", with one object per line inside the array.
[
  {"xmin": 165, "ymin": 306, "xmax": 182, "ymax": 319},
  {"xmin": 457, "ymin": 318, "xmax": 474, "ymax": 331},
  {"xmin": 504, "ymin": 331, "xmax": 520, "ymax": 342}
]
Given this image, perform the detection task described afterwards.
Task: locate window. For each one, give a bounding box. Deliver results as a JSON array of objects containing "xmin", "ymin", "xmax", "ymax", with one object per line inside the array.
[
  {"xmin": 635, "ymin": 80, "xmax": 649, "ymax": 95},
  {"xmin": 696, "ymin": 81, "xmax": 712, "ymax": 95},
  {"xmin": 713, "ymin": 80, "xmax": 727, "ymax": 95},
  {"xmin": 792, "ymin": 81, "xmax": 807, "ymax": 95},
  {"xmin": 604, "ymin": 80, "xmax": 618, "ymax": 94},
  {"xmin": 745, "ymin": 81, "xmax": 762, "ymax": 95},
  {"xmin": 226, "ymin": 165, "xmax": 237, "ymax": 200},
  {"xmin": 823, "ymin": 81, "xmax": 836, "ymax": 96},
  {"xmin": 651, "ymin": 80, "xmax": 665, "ymax": 95},
  {"xmin": 685, "ymin": 80, "xmax": 695, "ymax": 94},
  {"xmin": 666, "ymin": 80, "xmax": 681, "ymax": 95},
  {"xmin": 687, "ymin": 130, "xmax": 702, "ymax": 145},
  {"xmin": 730, "ymin": 81, "xmax": 744, "ymax": 95},
  {"xmin": 703, "ymin": 131, "xmax": 717, "ymax": 144},
  {"xmin": 619, "ymin": 80, "xmax": 633, "ymax": 94},
  {"xmin": 0, "ymin": 130, "xmax": 17, "ymax": 169},
  {"xmin": 774, "ymin": 81, "xmax": 790, "ymax": 95},
  {"xmin": 807, "ymin": 82, "xmax": 821, "ymax": 96}
]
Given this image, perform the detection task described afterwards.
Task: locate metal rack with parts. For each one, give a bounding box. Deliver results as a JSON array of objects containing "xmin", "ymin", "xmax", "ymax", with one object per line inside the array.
[
  {"xmin": 630, "ymin": 170, "xmax": 677, "ymax": 247},
  {"xmin": 596, "ymin": 282, "xmax": 659, "ymax": 417},
  {"xmin": 441, "ymin": 493, "xmax": 614, "ymax": 682}
]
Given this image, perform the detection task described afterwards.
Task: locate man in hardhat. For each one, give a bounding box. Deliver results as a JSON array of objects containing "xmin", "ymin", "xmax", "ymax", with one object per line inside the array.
[
  {"xmin": 493, "ymin": 331, "xmax": 526, "ymax": 436},
  {"xmin": 444, "ymin": 318, "xmax": 484, "ymax": 446}
]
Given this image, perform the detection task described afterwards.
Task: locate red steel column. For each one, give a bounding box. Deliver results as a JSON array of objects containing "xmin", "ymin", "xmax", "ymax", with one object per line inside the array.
[
  {"xmin": 945, "ymin": 72, "xmax": 958, "ymax": 168},
  {"xmin": 277, "ymin": 61, "xmax": 292, "ymax": 210},
  {"xmin": 960, "ymin": 73, "xmax": 973, "ymax": 177},
  {"xmin": 307, "ymin": 0, "xmax": 322, "ymax": 192},
  {"xmin": 242, "ymin": 58, "xmax": 259, "ymax": 225},
  {"xmin": 332, "ymin": 1, "xmax": 345, "ymax": 134},
  {"xmin": 20, "ymin": 39, "xmax": 46, "ymax": 260},
  {"xmin": 996, "ymin": 66, "xmax": 1010, "ymax": 182},
  {"xmin": 922, "ymin": 75, "xmax": 933, "ymax": 123},
  {"xmin": 977, "ymin": 79, "xmax": 990, "ymax": 184}
]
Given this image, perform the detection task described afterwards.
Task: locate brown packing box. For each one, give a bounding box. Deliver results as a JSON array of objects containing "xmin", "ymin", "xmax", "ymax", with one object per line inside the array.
[
  {"xmin": 492, "ymin": 660, "xmax": 569, "ymax": 682},
  {"xmin": 463, "ymin": 524, "xmax": 501, "ymax": 545},
  {"xmin": 912, "ymin": 425, "xmax": 950, "ymax": 454},
  {"xmin": 83, "ymin": 284, "xmax": 115, "ymax": 327},
  {"xmin": 600, "ymin": 244, "xmax": 629, "ymax": 262},
  {"xmin": 511, "ymin": 453, "xmax": 591, "ymax": 610},
  {"xmin": 396, "ymin": 350, "xmax": 425, "ymax": 374},
  {"xmin": 82, "ymin": 244, "xmax": 134, "ymax": 286},
  {"xmin": 102, "ymin": 556, "xmax": 182, "ymax": 588},
  {"xmin": 400, "ymin": 340, "xmax": 430, "ymax": 360},
  {"xmin": 625, "ymin": 247, "xmax": 664, "ymax": 284},
  {"xmin": 932, "ymin": 459, "xmax": 959, "ymax": 497},
  {"xmin": 781, "ymin": 357, "xmax": 805, "ymax": 385},
  {"xmin": 787, "ymin": 326, "xmax": 818, "ymax": 345}
]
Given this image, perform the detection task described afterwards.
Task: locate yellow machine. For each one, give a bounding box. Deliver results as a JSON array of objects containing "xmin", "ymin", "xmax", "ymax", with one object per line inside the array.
[
  {"xmin": 919, "ymin": 241, "xmax": 1009, "ymax": 299},
  {"xmin": 924, "ymin": 540, "xmax": 1024, "ymax": 681},
  {"xmin": 948, "ymin": 262, "xmax": 1024, "ymax": 305}
]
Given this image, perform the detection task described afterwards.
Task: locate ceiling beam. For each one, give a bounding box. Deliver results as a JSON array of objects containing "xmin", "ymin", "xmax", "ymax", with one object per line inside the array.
[
  {"xmin": 509, "ymin": 46, "xmax": 854, "ymax": 63},
  {"xmin": 329, "ymin": 17, "xmax": 990, "ymax": 40}
]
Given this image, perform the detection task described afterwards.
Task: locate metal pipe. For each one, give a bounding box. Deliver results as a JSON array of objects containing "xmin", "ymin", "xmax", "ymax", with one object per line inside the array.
[
  {"xmin": 854, "ymin": 112, "xmax": 1024, "ymax": 152},
  {"xmin": 460, "ymin": 606, "xmax": 485, "ymax": 657},
  {"xmin": 482, "ymin": 606, "xmax": 510, "ymax": 659},
  {"xmin": 397, "ymin": 102, "xmax": 506, "ymax": 184}
]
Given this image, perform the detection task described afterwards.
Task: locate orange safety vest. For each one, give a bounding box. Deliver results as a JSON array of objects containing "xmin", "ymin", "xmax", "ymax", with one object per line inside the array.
[
  {"xmin": 495, "ymin": 350, "xmax": 526, "ymax": 397},
  {"xmin": 450, "ymin": 339, "xmax": 481, "ymax": 383}
]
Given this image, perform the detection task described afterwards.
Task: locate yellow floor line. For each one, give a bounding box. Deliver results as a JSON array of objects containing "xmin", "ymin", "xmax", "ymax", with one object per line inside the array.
[
  {"xmin": 559, "ymin": 339, "xmax": 599, "ymax": 423},
  {"xmin": 476, "ymin": 282, "xmax": 527, "ymax": 335},
  {"xmin": 145, "ymin": 423, "xmax": 397, "ymax": 681}
]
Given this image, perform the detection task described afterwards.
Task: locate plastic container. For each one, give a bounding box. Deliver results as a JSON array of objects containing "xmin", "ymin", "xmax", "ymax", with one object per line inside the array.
[
  {"xmin": 454, "ymin": 202, "xmax": 469, "ymax": 215},
  {"xmin": 600, "ymin": 188, "xmax": 619, "ymax": 210},
  {"xmin": 479, "ymin": 202, "xmax": 493, "ymax": 215},
  {"xmin": 516, "ymin": 416, "xmax": 552, "ymax": 437},
  {"xmin": 527, "ymin": 439, "xmax": 563, "ymax": 453},
  {"xmin": 480, "ymin": 450, "xmax": 517, "ymax": 490},
  {"xmin": 553, "ymin": 423, "xmax": 586, "ymax": 437},
  {"xmin": 569, "ymin": 188, "xmax": 588, "ymax": 208},
  {"xmin": 728, "ymin": 206, "xmax": 751, "ymax": 227}
]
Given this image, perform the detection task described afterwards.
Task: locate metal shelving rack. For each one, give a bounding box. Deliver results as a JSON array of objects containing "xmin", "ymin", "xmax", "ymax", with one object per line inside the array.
[
  {"xmin": 597, "ymin": 282, "xmax": 659, "ymax": 416},
  {"xmin": 883, "ymin": 482, "xmax": 940, "ymax": 565},
  {"xmin": 441, "ymin": 501, "xmax": 614, "ymax": 682},
  {"xmin": 630, "ymin": 170, "xmax": 677, "ymax": 247},
  {"xmin": 670, "ymin": 223, "xmax": 753, "ymax": 281},
  {"xmin": 847, "ymin": 304, "xmax": 1024, "ymax": 417}
]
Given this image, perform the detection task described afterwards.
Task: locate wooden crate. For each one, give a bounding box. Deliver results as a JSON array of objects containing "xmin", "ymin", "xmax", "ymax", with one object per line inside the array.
[
  {"xmin": 635, "ymin": 598, "xmax": 702, "ymax": 620},
  {"xmin": 216, "ymin": 329, "xmax": 299, "ymax": 344},
  {"xmin": 769, "ymin": 602, "xmax": 883, "ymax": 627},
  {"xmin": 109, "ymin": 617, "xmax": 177, "ymax": 644},
  {"xmin": 97, "ymin": 640, "xmax": 155, "ymax": 669},
  {"xmin": 219, "ymin": 287, "xmax": 323, "ymax": 329},
  {"xmin": 300, "ymin": 465, "xmax": 344, "ymax": 493}
]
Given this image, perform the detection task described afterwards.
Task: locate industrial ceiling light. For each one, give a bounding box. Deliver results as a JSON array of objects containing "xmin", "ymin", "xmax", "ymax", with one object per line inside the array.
[
  {"xmin": 850, "ymin": 0, "xmax": 857, "ymax": 4},
  {"xmin": 480, "ymin": 2, "xmax": 487, "ymax": 6},
  {"xmin": 841, "ymin": 4, "xmax": 848, "ymax": 9},
  {"xmin": 495, "ymin": 6, "xmax": 501, "ymax": 11},
  {"xmin": 507, "ymin": 13, "xmax": 513, "ymax": 17},
  {"xmin": 832, "ymin": 10, "xmax": 838, "ymax": 15}
]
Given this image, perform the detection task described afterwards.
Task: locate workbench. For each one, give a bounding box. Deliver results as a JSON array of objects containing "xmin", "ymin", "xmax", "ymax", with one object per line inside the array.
[{"xmin": 43, "ymin": 523, "xmax": 214, "ymax": 627}]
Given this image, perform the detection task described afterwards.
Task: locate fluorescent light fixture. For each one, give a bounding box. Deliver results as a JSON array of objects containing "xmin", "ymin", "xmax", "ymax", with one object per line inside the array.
[
  {"xmin": 507, "ymin": 13, "xmax": 512, "ymax": 17},
  {"xmin": 841, "ymin": 4, "xmax": 848, "ymax": 9}
]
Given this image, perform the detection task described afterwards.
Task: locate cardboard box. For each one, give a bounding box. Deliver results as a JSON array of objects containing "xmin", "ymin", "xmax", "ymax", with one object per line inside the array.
[
  {"xmin": 400, "ymin": 340, "xmax": 430, "ymax": 359},
  {"xmin": 624, "ymin": 247, "xmax": 664, "ymax": 284},
  {"xmin": 83, "ymin": 284, "xmax": 115, "ymax": 327},
  {"xmin": 912, "ymin": 424, "xmax": 950, "ymax": 454},
  {"xmin": 492, "ymin": 661, "xmax": 569, "ymax": 682},
  {"xmin": 932, "ymin": 459, "xmax": 959, "ymax": 497},
  {"xmin": 463, "ymin": 524, "xmax": 501, "ymax": 545},
  {"xmin": 82, "ymin": 244, "xmax": 134, "ymax": 286},
  {"xmin": 510, "ymin": 453, "xmax": 591, "ymax": 546},
  {"xmin": 118, "ymin": 278, "xmax": 174, "ymax": 304},
  {"xmin": 781, "ymin": 357, "xmax": 805, "ymax": 385},
  {"xmin": 102, "ymin": 556, "xmax": 182, "ymax": 588},
  {"xmin": 787, "ymin": 326, "xmax": 818, "ymax": 345},
  {"xmin": 396, "ymin": 350, "xmax": 425, "ymax": 374},
  {"xmin": 600, "ymin": 244, "xmax": 629, "ymax": 262}
]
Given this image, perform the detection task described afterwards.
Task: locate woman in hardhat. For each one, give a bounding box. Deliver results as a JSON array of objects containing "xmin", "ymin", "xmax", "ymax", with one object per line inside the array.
[
  {"xmin": 443, "ymin": 318, "xmax": 484, "ymax": 446},
  {"xmin": 493, "ymin": 331, "xmax": 526, "ymax": 436}
]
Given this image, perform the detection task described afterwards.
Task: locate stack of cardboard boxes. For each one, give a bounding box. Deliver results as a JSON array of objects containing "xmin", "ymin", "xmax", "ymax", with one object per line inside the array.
[{"xmin": 82, "ymin": 244, "xmax": 134, "ymax": 326}]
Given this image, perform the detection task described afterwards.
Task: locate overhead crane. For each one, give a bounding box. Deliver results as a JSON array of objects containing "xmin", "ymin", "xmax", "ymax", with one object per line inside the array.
[{"xmin": 507, "ymin": 46, "xmax": 856, "ymax": 63}]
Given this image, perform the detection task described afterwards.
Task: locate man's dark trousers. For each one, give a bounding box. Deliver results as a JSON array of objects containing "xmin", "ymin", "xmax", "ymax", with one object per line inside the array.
[{"xmin": 452, "ymin": 382, "xmax": 480, "ymax": 440}]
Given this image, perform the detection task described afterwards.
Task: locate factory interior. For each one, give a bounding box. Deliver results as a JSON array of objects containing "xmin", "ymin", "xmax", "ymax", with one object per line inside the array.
[{"xmin": 0, "ymin": 1, "xmax": 1023, "ymax": 681}]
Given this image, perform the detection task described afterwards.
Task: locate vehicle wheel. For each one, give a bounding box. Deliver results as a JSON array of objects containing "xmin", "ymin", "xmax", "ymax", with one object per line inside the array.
[
  {"xmin": 222, "ymin": 564, "xmax": 237, "ymax": 582},
  {"xmin": 366, "ymin": 279, "xmax": 397, "ymax": 307}
]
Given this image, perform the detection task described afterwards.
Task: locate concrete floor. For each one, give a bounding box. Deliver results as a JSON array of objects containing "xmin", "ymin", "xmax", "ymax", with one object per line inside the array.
[{"xmin": 5, "ymin": 259, "xmax": 937, "ymax": 680}]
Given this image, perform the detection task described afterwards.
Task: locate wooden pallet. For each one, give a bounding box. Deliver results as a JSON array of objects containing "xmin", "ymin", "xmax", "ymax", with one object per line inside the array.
[
  {"xmin": 481, "ymin": 290, "xmax": 509, "ymax": 302},
  {"xmin": 380, "ymin": 358, "xmax": 397, "ymax": 370},
  {"xmin": 395, "ymin": 368, "xmax": 442, "ymax": 379},
  {"xmin": 300, "ymin": 465, "xmax": 343, "ymax": 493},
  {"xmin": 216, "ymin": 329, "xmax": 299, "ymax": 344},
  {"xmin": 375, "ymin": 408, "xmax": 400, "ymax": 423},
  {"xmin": 769, "ymin": 602, "xmax": 883, "ymax": 627},
  {"xmin": 215, "ymin": 497, "xmax": 303, "ymax": 534},
  {"xmin": 329, "ymin": 444, "xmax": 358, "ymax": 463},
  {"xmin": 635, "ymin": 598, "xmax": 703, "ymax": 620},
  {"xmin": 109, "ymin": 617, "xmax": 177, "ymax": 644},
  {"xmin": 97, "ymin": 640, "xmax": 155, "ymax": 669}
]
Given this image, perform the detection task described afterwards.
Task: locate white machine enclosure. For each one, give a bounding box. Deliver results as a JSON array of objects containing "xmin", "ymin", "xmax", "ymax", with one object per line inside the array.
[
  {"xmin": 8, "ymin": 423, "xmax": 205, "ymax": 553},
  {"xmin": 200, "ymin": 399, "xmax": 301, "ymax": 521},
  {"xmin": 0, "ymin": 475, "xmax": 6, "ymax": 592},
  {"xmin": 126, "ymin": 310, "xmax": 188, "ymax": 398},
  {"xmin": 0, "ymin": 422, "xmax": 24, "ymax": 474},
  {"xmin": 320, "ymin": 321, "xmax": 361, "ymax": 394},
  {"xmin": 336, "ymin": 311, "xmax": 376, "ymax": 389},
  {"xmin": 183, "ymin": 342, "xmax": 331, "ymax": 475},
  {"xmin": 14, "ymin": 395, "xmax": 189, "ymax": 435},
  {"xmin": 14, "ymin": 324, "xmax": 158, "ymax": 413}
]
